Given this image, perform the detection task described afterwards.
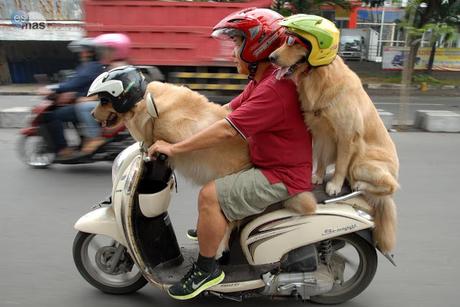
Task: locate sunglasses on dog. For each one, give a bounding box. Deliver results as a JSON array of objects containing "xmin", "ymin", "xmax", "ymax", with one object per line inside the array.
[{"xmin": 286, "ymin": 34, "xmax": 309, "ymax": 49}]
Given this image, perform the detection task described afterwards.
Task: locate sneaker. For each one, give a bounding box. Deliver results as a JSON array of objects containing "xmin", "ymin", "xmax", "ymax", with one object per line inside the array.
[
  {"xmin": 186, "ymin": 229, "xmax": 198, "ymax": 241},
  {"xmin": 81, "ymin": 137, "xmax": 105, "ymax": 154},
  {"xmin": 54, "ymin": 147, "xmax": 76, "ymax": 161},
  {"xmin": 168, "ymin": 263, "xmax": 225, "ymax": 300}
]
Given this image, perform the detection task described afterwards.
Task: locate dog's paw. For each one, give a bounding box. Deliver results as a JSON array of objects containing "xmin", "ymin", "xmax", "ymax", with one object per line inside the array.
[
  {"xmin": 352, "ymin": 181, "xmax": 368, "ymax": 192},
  {"xmin": 312, "ymin": 174, "xmax": 324, "ymax": 185},
  {"xmin": 326, "ymin": 181, "xmax": 343, "ymax": 196}
]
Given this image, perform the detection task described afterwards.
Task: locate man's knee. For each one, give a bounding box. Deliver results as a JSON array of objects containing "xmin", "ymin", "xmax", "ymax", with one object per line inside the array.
[{"xmin": 198, "ymin": 182, "xmax": 218, "ymax": 212}]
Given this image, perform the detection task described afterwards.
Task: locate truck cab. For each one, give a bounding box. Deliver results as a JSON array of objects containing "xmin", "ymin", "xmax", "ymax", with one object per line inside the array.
[{"xmin": 339, "ymin": 35, "xmax": 365, "ymax": 61}]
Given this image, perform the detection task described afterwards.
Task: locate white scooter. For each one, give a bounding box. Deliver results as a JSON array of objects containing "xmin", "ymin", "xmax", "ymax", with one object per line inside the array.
[{"xmin": 73, "ymin": 142, "xmax": 395, "ymax": 304}]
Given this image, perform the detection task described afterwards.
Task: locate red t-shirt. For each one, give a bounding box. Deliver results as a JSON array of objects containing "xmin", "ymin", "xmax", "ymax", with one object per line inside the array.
[{"xmin": 227, "ymin": 65, "xmax": 312, "ymax": 195}]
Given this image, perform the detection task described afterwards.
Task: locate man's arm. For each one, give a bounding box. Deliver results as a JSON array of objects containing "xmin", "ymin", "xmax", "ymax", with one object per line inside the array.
[
  {"xmin": 56, "ymin": 62, "xmax": 103, "ymax": 94},
  {"xmin": 148, "ymin": 119, "xmax": 239, "ymax": 158}
]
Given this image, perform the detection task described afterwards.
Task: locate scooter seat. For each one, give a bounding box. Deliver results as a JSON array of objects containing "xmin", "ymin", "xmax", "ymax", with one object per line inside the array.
[{"xmin": 239, "ymin": 180, "xmax": 353, "ymax": 226}]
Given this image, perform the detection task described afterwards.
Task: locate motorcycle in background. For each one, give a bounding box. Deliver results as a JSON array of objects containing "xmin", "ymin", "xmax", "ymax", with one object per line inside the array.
[{"xmin": 17, "ymin": 87, "xmax": 133, "ymax": 168}]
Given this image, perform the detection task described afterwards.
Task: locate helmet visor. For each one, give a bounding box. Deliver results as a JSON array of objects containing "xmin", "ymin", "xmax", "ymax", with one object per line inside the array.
[{"xmin": 211, "ymin": 28, "xmax": 244, "ymax": 41}]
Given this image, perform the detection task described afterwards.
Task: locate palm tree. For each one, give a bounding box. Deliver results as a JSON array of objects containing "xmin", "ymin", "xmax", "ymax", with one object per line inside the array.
[{"xmin": 423, "ymin": 22, "xmax": 458, "ymax": 73}]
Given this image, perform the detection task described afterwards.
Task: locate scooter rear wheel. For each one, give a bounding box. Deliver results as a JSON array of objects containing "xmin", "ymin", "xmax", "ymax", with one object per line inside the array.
[
  {"xmin": 73, "ymin": 231, "xmax": 147, "ymax": 294},
  {"xmin": 310, "ymin": 233, "xmax": 378, "ymax": 304},
  {"xmin": 17, "ymin": 135, "xmax": 54, "ymax": 168}
]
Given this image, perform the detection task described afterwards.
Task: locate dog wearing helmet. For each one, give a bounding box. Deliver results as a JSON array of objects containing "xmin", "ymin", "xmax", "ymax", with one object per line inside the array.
[{"xmin": 270, "ymin": 14, "xmax": 400, "ymax": 253}]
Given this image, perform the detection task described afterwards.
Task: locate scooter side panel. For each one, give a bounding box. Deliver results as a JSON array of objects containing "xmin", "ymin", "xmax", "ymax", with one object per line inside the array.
[
  {"xmin": 74, "ymin": 206, "xmax": 127, "ymax": 246},
  {"xmin": 241, "ymin": 202, "xmax": 374, "ymax": 265}
]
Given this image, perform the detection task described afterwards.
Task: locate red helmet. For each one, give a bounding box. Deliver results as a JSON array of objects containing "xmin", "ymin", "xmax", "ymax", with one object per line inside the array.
[{"xmin": 212, "ymin": 8, "xmax": 284, "ymax": 64}]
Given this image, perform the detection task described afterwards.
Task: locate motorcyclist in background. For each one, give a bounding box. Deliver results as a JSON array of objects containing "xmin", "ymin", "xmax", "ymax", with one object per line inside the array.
[
  {"xmin": 38, "ymin": 38, "xmax": 104, "ymax": 159},
  {"xmin": 74, "ymin": 33, "xmax": 132, "ymax": 153}
]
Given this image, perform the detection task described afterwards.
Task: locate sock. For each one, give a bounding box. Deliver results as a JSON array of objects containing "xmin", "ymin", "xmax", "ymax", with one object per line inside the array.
[{"xmin": 196, "ymin": 254, "xmax": 216, "ymax": 273}]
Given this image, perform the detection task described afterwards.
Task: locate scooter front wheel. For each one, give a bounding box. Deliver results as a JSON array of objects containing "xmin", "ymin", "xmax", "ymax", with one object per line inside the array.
[
  {"xmin": 73, "ymin": 231, "xmax": 147, "ymax": 294},
  {"xmin": 17, "ymin": 135, "xmax": 54, "ymax": 168}
]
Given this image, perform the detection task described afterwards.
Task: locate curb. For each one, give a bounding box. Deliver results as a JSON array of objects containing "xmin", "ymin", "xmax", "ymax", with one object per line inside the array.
[
  {"xmin": 1, "ymin": 107, "xmax": 459, "ymax": 132},
  {"xmin": 0, "ymin": 92, "xmax": 39, "ymax": 96},
  {"xmin": 364, "ymin": 83, "xmax": 460, "ymax": 90},
  {"xmin": 0, "ymin": 107, "xmax": 31, "ymax": 128}
]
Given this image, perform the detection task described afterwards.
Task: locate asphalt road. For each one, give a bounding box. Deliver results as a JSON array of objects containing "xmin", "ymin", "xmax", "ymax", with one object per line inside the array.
[
  {"xmin": 1, "ymin": 94, "xmax": 459, "ymax": 126},
  {"xmin": 1, "ymin": 129, "xmax": 459, "ymax": 307}
]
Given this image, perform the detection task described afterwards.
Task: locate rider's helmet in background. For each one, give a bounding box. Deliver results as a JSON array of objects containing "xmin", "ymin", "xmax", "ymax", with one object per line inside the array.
[
  {"xmin": 93, "ymin": 33, "xmax": 132, "ymax": 61},
  {"xmin": 280, "ymin": 14, "xmax": 340, "ymax": 67},
  {"xmin": 67, "ymin": 37, "xmax": 97, "ymax": 53},
  {"xmin": 212, "ymin": 8, "xmax": 284, "ymax": 77},
  {"xmin": 87, "ymin": 65, "xmax": 146, "ymax": 113},
  {"xmin": 67, "ymin": 37, "xmax": 99, "ymax": 60}
]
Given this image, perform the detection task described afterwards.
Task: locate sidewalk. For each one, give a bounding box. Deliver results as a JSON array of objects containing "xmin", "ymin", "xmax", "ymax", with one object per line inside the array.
[{"xmin": 0, "ymin": 84, "xmax": 42, "ymax": 96}]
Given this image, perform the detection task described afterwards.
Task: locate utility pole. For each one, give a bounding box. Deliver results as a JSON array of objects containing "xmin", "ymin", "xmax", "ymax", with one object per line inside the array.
[{"xmin": 398, "ymin": 1, "xmax": 427, "ymax": 129}]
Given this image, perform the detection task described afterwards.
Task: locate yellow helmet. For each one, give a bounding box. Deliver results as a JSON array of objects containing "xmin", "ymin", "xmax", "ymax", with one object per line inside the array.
[{"xmin": 280, "ymin": 14, "xmax": 340, "ymax": 66}]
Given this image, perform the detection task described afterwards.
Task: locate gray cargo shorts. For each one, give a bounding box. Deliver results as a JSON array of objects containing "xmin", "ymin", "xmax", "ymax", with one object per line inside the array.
[{"xmin": 215, "ymin": 168, "xmax": 290, "ymax": 222}]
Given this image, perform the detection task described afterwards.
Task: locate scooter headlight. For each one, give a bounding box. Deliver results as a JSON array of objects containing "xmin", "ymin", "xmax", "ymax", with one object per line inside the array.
[
  {"xmin": 124, "ymin": 156, "xmax": 141, "ymax": 195},
  {"xmin": 112, "ymin": 143, "xmax": 140, "ymax": 183}
]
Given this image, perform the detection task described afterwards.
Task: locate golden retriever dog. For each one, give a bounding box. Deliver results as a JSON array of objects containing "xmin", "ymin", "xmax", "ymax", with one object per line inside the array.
[
  {"xmin": 92, "ymin": 81, "xmax": 316, "ymax": 215},
  {"xmin": 270, "ymin": 44, "xmax": 399, "ymax": 253}
]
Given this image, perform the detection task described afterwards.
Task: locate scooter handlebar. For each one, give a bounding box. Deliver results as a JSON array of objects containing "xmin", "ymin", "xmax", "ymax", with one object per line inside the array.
[{"xmin": 143, "ymin": 153, "xmax": 168, "ymax": 163}]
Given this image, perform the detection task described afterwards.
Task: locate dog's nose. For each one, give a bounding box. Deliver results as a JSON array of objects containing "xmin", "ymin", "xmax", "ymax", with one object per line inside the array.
[
  {"xmin": 91, "ymin": 111, "xmax": 96, "ymax": 119},
  {"xmin": 269, "ymin": 53, "xmax": 278, "ymax": 64}
]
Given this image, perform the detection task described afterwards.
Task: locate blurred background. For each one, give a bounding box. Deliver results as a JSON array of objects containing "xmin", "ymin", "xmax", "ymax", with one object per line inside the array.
[{"xmin": 0, "ymin": 0, "xmax": 458, "ymax": 97}]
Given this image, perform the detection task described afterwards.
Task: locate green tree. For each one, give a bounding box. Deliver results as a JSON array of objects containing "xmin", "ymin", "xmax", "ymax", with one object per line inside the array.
[
  {"xmin": 399, "ymin": 0, "xmax": 459, "ymax": 82},
  {"xmin": 423, "ymin": 22, "xmax": 458, "ymax": 73},
  {"xmin": 271, "ymin": 0, "xmax": 350, "ymax": 16}
]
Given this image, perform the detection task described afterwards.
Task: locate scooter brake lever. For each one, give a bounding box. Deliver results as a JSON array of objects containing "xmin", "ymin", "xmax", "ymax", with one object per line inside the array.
[{"xmin": 139, "ymin": 141, "xmax": 152, "ymax": 162}]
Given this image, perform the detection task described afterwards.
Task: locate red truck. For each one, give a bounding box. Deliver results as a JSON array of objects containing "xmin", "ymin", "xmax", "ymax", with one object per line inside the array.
[{"xmin": 85, "ymin": 0, "xmax": 273, "ymax": 94}]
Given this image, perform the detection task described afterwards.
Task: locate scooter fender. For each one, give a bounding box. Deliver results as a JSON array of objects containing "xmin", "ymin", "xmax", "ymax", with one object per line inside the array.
[
  {"xmin": 74, "ymin": 206, "xmax": 127, "ymax": 246},
  {"xmin": 241, "ymin": 200, "xmax": 374, "ymax": 266}
]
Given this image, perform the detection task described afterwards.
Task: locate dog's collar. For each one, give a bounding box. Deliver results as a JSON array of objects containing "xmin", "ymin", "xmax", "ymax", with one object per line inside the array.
[
  {"xmin": 305, "ymin": 101, "xmax": 334, "ymax": 117},
  {"xmin": 145, "ymin": 92, "xmax": 159, "ymax": 118}
]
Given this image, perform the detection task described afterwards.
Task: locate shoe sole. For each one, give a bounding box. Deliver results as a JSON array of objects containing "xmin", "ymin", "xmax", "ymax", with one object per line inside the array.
[
  {"xmin": 168, "ymin": 271, "xmax": 225, "ymax": 300},
  {"xmin": 186, "ymin": 233, "xmax": 198, "ymax": 241}
]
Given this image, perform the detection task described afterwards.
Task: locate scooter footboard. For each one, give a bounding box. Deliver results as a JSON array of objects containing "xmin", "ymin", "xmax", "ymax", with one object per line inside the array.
[{"xmin": 74, "ymin": 206, "xmax": 127, "ymax": 246}]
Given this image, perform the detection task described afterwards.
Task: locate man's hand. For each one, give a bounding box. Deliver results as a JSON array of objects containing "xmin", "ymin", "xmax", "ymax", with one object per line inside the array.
[
  {"xmin": 56, "ymin": 92, "xmax": 77, "ymax": 105},
  {"xmin": 37, "ymin": 86, "xmax": 53, "ymax": 96},
  {"xmin": 148, "ymin": 140, "xmax": 175, "ymax": 158}
]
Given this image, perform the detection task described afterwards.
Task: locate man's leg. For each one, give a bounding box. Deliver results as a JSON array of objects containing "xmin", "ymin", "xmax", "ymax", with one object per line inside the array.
[
  {"xmin": 197, "ymin": 181, "xmax": 228, "ymax": 257},
  {"xmin": 44, "ymin": 105, "xmax": 77, "ymax": 154},
  {"xmin": 167, "ymin": 181, "xmax": 225, "ymax": 300},
  {"xmin": 55, "ymin": 105, "xmax": 79, "ymax": 156},
  {"xmin": 75, "ymin": 101, "xmax": 105, "ymax": 153}
]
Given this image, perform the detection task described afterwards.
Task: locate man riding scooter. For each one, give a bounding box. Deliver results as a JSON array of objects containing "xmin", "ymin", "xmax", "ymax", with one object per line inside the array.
[
  {"xmin": 74, "ymin": 33, "xmax": 132, "ymax": 154},
  {"xmin": 37, "ymin": 38, "xmax": 104, "ymax": 160},
  {"xmin": 148, "ymin": 8, "xmax": 314, "ymax": 300}
]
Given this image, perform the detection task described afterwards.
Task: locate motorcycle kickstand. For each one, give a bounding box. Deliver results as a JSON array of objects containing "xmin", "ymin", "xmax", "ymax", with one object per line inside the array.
[{"xmin": 206, "ymin": 291, "xmax": 243, "ymax": 302}]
